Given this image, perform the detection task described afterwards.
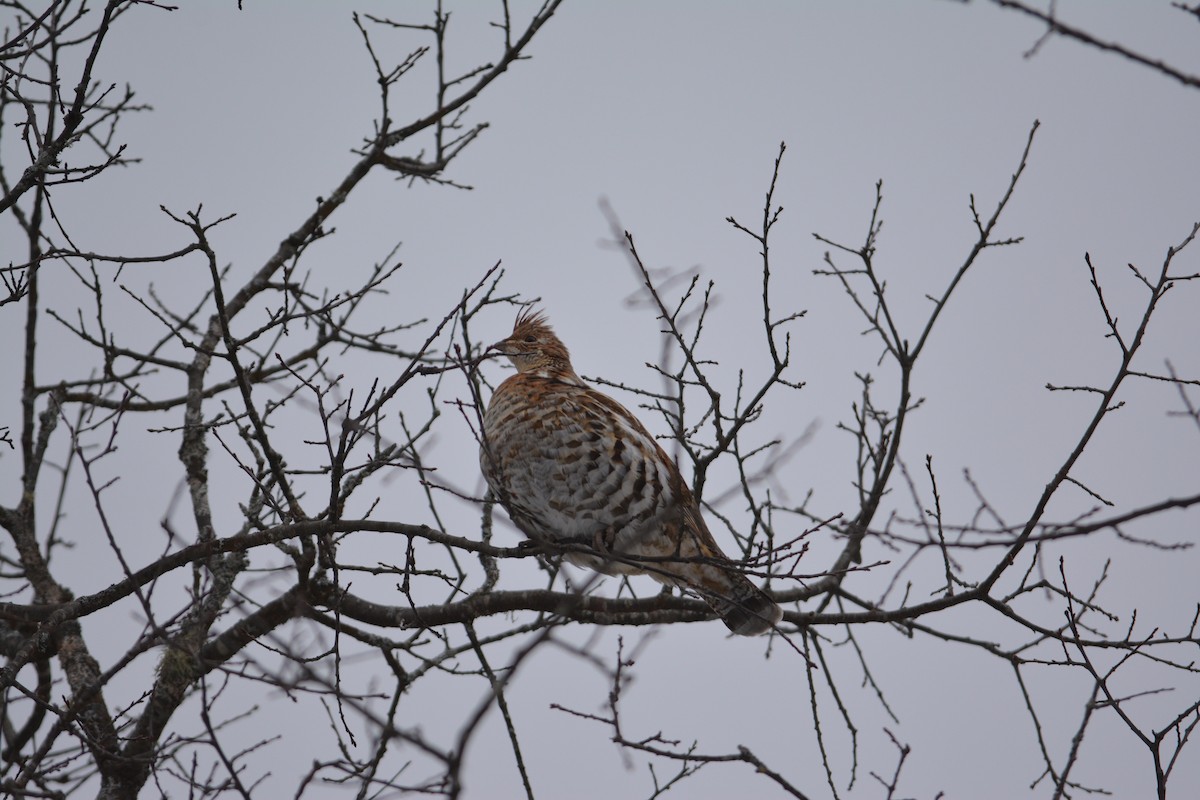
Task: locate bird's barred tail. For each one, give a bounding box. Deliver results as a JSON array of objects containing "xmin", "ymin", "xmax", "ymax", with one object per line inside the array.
[{"xmin": 699, "ymin": 573, "xmax": 783, "ymax": 636}]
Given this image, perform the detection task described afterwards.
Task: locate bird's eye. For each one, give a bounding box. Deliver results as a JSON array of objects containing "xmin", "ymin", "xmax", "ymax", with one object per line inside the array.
[{"xmin": 523, "ymin": 335, "xmax": 537, "ymax": 343}]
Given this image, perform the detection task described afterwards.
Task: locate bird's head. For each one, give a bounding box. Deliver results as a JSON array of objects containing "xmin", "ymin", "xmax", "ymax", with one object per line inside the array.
[{"xmin": 489, "ymin": 308, "xmax": 578, "ymax": 380}]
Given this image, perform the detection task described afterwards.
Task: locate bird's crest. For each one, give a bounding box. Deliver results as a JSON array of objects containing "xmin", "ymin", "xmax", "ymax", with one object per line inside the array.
[{"xmin": 511, "ymin": 307, "xmax": 553, "ymax": 339}]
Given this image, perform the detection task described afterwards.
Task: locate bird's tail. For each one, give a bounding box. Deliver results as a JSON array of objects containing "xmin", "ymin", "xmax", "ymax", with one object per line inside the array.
[{"xmin": 697, "ymin": 571, "xmax": 783, "ymax": 636}]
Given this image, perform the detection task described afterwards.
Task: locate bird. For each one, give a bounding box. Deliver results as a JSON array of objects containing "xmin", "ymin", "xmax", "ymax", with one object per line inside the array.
[{"xmin": 479, "ymin": 308, "xmax": 783, "ymax": 636}]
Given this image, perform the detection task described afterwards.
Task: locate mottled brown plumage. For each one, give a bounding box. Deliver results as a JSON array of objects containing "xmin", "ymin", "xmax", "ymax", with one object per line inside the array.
[{"xmin": 480, "ymin": 309, "xmax": 782, "ymax": 636}]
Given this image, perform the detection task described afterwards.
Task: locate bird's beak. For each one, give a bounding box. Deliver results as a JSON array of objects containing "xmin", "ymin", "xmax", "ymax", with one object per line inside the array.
[{"xmin": 488, "ymin": 339, "xmax": 515, "ymax": 356}]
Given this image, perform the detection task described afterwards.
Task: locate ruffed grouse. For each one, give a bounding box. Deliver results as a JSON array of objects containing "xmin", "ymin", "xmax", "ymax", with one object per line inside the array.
[{"xmin": 480, "ymin": 310, "xmax": 782, "ymax": 636}]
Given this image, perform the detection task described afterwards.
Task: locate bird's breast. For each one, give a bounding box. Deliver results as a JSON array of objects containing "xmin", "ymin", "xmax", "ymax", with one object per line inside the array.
[{"xmin": 480, "ymin": 377, "xmax": 675, "ymax": 542}]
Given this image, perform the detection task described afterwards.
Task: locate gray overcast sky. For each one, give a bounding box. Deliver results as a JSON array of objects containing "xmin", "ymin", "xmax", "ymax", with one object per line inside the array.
[{"xmin": 4, "ymin": 1, "xmax": 1200, "ymax": 798}]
